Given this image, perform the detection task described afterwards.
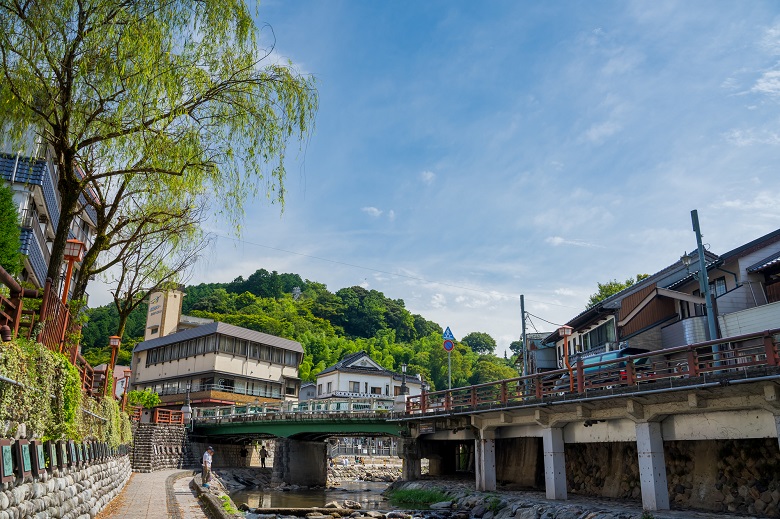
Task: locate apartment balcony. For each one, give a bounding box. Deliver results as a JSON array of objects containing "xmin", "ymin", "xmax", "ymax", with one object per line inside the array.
[{"xmin": 158, "ymin": 384, "xmax": 283, "ymax": 407}]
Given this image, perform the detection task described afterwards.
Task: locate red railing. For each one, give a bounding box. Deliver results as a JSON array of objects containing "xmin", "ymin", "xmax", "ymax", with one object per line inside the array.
[
  {"xmin": 153, "ymin": 408, "xmax": 184, "ymax": 424},
  {"xmin": 405, "ymin": 328, "xmax": 780, "ymax": 415}
]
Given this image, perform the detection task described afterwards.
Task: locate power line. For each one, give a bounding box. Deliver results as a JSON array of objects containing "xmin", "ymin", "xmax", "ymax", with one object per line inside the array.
[
  {"xmin": 213, "ymin": 232, "xmax": 581, "ymax": 309},
  {"xmin": 525, "ymin": 312, "xmax": 565, "ymax": 328}
]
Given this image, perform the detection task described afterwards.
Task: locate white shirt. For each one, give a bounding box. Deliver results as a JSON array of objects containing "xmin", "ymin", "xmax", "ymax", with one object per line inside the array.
[{"xmin": 203, "ymin": 451, "xmax": 212, "ymax": 467}]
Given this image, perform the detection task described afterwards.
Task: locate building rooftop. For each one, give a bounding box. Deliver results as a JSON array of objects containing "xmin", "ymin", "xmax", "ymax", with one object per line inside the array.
[{"xmin": 133, "ymin": 321, "xmax": 303, "ymax": 353}]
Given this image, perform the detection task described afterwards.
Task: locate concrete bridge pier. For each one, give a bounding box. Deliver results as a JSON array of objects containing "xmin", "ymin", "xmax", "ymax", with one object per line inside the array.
[
  {"xmin": 474, "ymin": 432, "xmax": 496, "ymax": 491},
  {"xmin": 636, "ymin": 421, "xmax": 670, "ymax": 511},
  {"xmin": 272, "ymin": 438, "xmax": 328, "ymax": 486},
  {"xmin": 399, "ymin": 438, "xmax": 422, "ymax": 481},
  {"xmin": 542, "ymin": 427, "xmax": 567, "ymax": 500}
]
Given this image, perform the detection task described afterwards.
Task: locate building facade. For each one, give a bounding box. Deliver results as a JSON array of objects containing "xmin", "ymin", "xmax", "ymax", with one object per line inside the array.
[{"xmin": 314, "ymin": 351, "xmax": 423, "ymax": 399}]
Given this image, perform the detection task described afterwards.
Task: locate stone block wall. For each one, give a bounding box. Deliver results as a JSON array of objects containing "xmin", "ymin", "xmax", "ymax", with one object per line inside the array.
[
  {"xmin": 565, "ymin": 439, "xmax": 780, "ymax": 517},
  {"xmin": 0, "ymin": 456, "xmax": 131, "ymax": 518},
  {"xmin": 131, "ymin": 423, "xmax": 193, "ymax": 472}
]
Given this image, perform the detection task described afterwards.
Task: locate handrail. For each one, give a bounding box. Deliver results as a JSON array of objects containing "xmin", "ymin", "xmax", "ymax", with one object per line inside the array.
[{"xmin": 405, "ymin": 327, "xmax": 780, "ymax": 415}]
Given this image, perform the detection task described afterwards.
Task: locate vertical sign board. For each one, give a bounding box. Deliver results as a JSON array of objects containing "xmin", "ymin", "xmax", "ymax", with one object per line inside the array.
[
  {"xmin": 84, "ymin": 442, "xmax": 90, "ymax": 464},
  {"xmin": 58, "ymin": 441, "xmax": 68, "ymax": 469},
  {"xmin": 45, "ymin": 441, "xmax": 58, "ymax": 472},
  {"xmin": 30, "ymin": 440, "xmax": 46, "ymax": 477},
  {"xmin": 15, "ymin": 439, "xmax": 32, "ymax": 479},
  {"xmin": 68, "ymin": 440, "xmax": 77, "ymax": 467},
  {"xmin": 0, "ymin": 439, "xmax": 13, "ymax": 483},
  {"xmin": 76, "ymin": 443, "xmax": 83, "ymax": 466}
]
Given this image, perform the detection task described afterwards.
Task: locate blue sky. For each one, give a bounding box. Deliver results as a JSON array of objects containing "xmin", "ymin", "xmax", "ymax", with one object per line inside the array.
[{"xmin": 94, "ymin": 1, "xmax": 780, "ymax": 356}]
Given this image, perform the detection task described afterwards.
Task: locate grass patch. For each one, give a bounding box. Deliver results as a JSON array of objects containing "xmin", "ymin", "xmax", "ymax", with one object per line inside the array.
[
  {"xmin": 220, "ymin": 495, "xmax": 239, "ymax": 515},
  {"xmin": 386, "ymin": 488, "xmax": 450, "ymax": 507}
]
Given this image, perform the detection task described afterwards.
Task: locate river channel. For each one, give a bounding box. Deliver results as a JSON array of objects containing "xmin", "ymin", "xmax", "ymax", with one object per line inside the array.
[{"xmin": 230, "ymin": 481, "xmax": 392, "ymax": 510}]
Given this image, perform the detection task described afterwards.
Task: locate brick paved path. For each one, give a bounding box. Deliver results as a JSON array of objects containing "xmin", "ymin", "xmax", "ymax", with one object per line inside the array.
[{"xmin": 98, "ymin": 469, "xmax": 207, "ymax": 519}]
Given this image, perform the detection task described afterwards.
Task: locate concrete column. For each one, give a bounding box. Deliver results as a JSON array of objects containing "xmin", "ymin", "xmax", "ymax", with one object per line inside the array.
[
  {"xmin": 398, "ymin": 438, "xmax": 421, "ymax": 481},
  {"xmin": 474, "ymin": 437, "xmax": 496, "ymax": 491},
  {"xmin": 271, "ymin": 438, "xmax": 327, "ymax": 486},
  {"xmin": 542, "ymin": 427, "xmax": 567, "ymax": 500},
  {"xmin": 774, "ymin": 415, "xmax": 780, "ymax": 451},
  {"xmin": 636, "ymin": 421, "xmax": 670, "ymax": 511}
]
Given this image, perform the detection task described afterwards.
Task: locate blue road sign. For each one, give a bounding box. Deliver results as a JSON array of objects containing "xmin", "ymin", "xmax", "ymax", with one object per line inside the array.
[
  {"xmin": 443, "ymin": 339, "xmax": 454, "ymax": 351},
  {"xmin": 442, "ymin": 327, "xmax": 455, "ymax": 340}
]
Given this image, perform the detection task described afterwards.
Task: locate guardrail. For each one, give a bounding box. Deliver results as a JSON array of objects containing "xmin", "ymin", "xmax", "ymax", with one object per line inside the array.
[
  {"xmin": 405, "ymin": 328, "xmax": 780, "ymax": 415},
  {"xmin": 193, "ymin": 400, "xmax": 398, "ymax": 424}
]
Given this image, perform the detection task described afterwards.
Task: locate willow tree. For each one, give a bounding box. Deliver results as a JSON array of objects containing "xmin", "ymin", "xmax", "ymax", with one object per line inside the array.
[{"xmin": 0, "ymin": 0, "xmax": 317, "ymax": 284}]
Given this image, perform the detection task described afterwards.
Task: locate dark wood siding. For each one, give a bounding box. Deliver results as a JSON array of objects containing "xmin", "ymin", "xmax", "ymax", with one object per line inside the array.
[{"xmin": 618, "ymin": 283, "xmax": 677, "ymax": 338}]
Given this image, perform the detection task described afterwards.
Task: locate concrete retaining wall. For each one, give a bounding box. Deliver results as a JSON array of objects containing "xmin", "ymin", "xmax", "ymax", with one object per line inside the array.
[{"xmin": 0, "ymin": 456, "xmax": 131, "ymax": 518}]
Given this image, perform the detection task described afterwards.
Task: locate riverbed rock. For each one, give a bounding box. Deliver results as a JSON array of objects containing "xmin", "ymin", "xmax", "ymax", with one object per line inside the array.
[{"xmin": 429, "ymin": 501, "xmax": 453, "ymax": 510}]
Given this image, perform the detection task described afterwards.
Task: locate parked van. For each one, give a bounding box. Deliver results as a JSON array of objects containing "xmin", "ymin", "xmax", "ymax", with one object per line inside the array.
[{"xmin": 548, "ymin": 346, "xmax": 650, "ymax": 392}]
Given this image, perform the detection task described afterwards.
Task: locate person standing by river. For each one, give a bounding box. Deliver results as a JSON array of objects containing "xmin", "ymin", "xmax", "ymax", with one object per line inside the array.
[
  {"xmin": 202, "ymin": 446, "xmax": 214, "ymax": 488},
  {"xmin": 260, "ymin": 444, "xmax": 268, "ymax": 468}
]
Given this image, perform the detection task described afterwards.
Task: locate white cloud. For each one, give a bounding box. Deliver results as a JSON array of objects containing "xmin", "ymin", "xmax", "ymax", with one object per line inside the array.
[
  {"xmin": 582, "ymin": 120, "xmax": 621, "ymax": 143},
  {"xmin": 712, "ymin": 193, "xmax": 780, "ymax": 216},
  {"xmin": 430, "ymin": 293, "xmax": 447, "ymax": 309},
  {"xmin": 723, "ymin": 128, "xmax": 780, "ymax": 147},
  {"xmin": 545, "ymin": 236, "xmax": 602, "ymax": 248},
  {"xmin": 388, "ymin": 209, "xmax": 396, "ymax": 221},
  {"xmin": 420, "ymin": 170, "xmax": 436, "ymax": 185},
  {"xmin": 555, "ymin": 288, "xmax": 576, "ymax": 296},
  {"xmin": 751, "ymin": 70, "xmax": 780, "ymax": 96},
  {"xmin": 361, "ymin": 206, "xmax": 382, "ymax": 217}
]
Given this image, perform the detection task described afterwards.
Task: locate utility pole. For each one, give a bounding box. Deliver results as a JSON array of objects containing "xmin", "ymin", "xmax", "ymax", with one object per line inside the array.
[
  {"xmin": 691, "ymin": 210, "xmax": 721, "ymax": 362},
  {"xmin": 521, "ymin": 295, "xmax": 528, "ymax": 377}
]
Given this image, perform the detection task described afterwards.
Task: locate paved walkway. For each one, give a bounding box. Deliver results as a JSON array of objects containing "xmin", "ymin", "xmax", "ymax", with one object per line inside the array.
[{"xmin": 97, "ymin": 469, "xmax": 208, "ymax": 519}]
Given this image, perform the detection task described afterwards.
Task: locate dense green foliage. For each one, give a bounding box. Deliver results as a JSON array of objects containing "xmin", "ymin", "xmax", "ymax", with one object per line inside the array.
[
  {"xmin": 127, "ymin": 388, "xmax": 162, "ymax": 409},
  {"xmin": 84, "ymin": 268, "xmax": 520, "ymax": 391},
  {"xmin": 462, "ymin": 331, "xmax": 497, "ymax": 354},
  {"xmin": 0, "ymin": 182, "xmax": 22, "ymax": 275},
  {"xmin": 586, "ymin": 274, "xmax": 650, "ymax": 309},
  {"xmin": 0, "ymin": 338, "xmax": 131, "ymax": 445}
]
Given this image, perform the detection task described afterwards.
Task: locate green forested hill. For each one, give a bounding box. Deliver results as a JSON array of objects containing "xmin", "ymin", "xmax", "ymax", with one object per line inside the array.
[{"xmin": 81, "ymin": 269, "xmax": 519, "ymax": 390}]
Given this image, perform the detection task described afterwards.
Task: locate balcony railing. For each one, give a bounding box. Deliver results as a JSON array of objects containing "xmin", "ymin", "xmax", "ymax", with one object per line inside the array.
[{"xmin": 156, "ymin": 383, "xmax": 283, "ymax": 399}]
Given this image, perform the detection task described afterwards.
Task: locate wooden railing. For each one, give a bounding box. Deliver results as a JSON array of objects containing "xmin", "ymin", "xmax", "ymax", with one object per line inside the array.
[
  {"xmin": 405, "ymin": 328, "xmax": 780, "ymax": 415},
  {"xmin": 153, "ymin": 408, "xmax": 184, "ymax": 424}
]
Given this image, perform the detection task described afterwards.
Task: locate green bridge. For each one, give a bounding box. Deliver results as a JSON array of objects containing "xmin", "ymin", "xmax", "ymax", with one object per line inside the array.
[{"xmin": 192, "ymin": 413, "xmax": 406, "ymax": 442}]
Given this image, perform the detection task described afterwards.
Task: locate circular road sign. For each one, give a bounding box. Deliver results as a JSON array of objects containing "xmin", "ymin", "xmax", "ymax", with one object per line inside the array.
[{"xmin": 443, "ymin": 339, "xmax": 454, "ymax": 351}]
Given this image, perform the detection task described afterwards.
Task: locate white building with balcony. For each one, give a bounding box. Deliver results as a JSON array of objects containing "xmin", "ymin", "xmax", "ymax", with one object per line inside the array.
[{"xmin": 314, "ymin": 351, "xmax": 422, "ymax": 400}]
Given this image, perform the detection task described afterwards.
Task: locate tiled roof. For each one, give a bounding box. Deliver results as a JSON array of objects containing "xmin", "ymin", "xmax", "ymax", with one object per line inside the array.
[
  {"xmin": 0, "ymin": 153, "xmax": 46, "ymax": 185},
  {"xmin": 132, "ymin": 321, "xmax": 303, "ymax": 353}
]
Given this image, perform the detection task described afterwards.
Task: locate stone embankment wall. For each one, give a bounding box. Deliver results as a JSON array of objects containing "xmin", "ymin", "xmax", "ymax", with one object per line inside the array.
[
  {"xmin": 0, "ymin": 456, "xmax": 131, "ymax": 518},
  {"xmin": 564, "ymin": 438, "xmax": 780, "ymax": 517},
  {"xmin": 131, "ymin": 423, "xmax": 193, "ymax": 472},
  {"xmin": 328, "ymin": 456, "xmax": 402, "ymax": 484}
]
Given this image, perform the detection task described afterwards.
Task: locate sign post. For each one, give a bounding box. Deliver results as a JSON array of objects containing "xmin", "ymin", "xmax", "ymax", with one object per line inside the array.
[{"xmin": 442, "ymin": 327, "xmax": 455, "ymax": 390}]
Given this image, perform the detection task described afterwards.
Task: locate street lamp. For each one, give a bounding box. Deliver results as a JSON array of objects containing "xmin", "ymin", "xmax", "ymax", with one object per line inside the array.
[
  {"xmin": 108, "ymin": 336, "xmax": 121, "ymax": 369},
  {"xmin": 61, "ymin": 239, "xmax": 85, "ymax": 304},
  {"xmin": 181, "ymin": 382, "xmax": 192, "ymax": 426},
  {"xmin": 400, "ymin": 363, "xmax": 408, "ymax": 395},
  {"xmin": 558, "ymin": 325, "xmax": 574, "ymax": 392}
]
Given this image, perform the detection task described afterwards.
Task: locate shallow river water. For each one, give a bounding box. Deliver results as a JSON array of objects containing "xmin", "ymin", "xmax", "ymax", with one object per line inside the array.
[{"xmin": 230, "ymin": 481, "xmax": 392, "ymax": 510}]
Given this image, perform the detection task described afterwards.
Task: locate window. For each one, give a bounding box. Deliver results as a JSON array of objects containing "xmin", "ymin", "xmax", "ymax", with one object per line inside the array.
[
  {"xmin": 250, "ymin": 343, "xmax": 260, "ymax": 359},
  {"xmin": 582, "ymin": 320, "xmax": 616, "ymax": 351},
  {"xmin": 236, "ymin": 340, "xmax": 248, "ymax": 356},
  {"xmin": 370, "ymin": 387, "xmax": 382, "ymax": 395},
  {"xmin": 205, "ymin": 336, "xmax": 217, "ymax": 352},
  {"xmin": 326, "ymin": 382, "xmax": 332, "ymax": 393},
  {"xmin": 284, "ymin": 351, "xmax": 298, "ymax": 366},
  {"xmin": 219, "ymin": 336, "xmax": 234, "ymax": 354},
  {"xmin": 350, "ymin": 381, "xmax": 360, "ymax": 393},
  {"xmin": 317, "ymin": 384, "xmax": 323, "ymax": 395},
  {"xmin": 149, "ymin": 326, "xmax": 159, "ymax": 336},
  {"xmin": 196, "ymin": 337, "xmax": 205, "ymax": 355},
  {"xmin": 710, "ymin": 277, "xmax": 727, "ymax": 297},
  {"xmin": 385, "ymin": 384, "xmax": 389, "ymax": 395},
  {"xmin": 285, "ymin": 384, "xmax": 296, "ymax": 396},
  {"xmin": 273, "ymin": 348, "xmax": 283, "ymax": 364}
]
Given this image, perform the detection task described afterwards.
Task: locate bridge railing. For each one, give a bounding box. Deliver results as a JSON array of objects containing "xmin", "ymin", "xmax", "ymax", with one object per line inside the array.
[
  {"xmin": 405, "ymin": 328, "xmax": 780, "ymax": 415},
  {"xmin": 193, "ymin": 400, "xmax": 398, "ymax": 424}
]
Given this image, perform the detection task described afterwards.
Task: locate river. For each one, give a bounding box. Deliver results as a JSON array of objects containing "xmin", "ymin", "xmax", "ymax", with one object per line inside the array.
[{"xmin": 230, "ymin": 480, "xmax": 392, "ymax": 510}]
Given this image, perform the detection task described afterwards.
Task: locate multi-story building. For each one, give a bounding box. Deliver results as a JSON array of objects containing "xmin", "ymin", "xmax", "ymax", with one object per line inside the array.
[
  {"xmin": 131, "ymin": 290, "xmax": 303, "ymax": 408},
  {"xmin": 1, "ymin": 130, "xmax": 96, "ymax": 300},
  {"xmin": 543, "ymin": 228, "xmax": 780, "ymax": 364}
]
